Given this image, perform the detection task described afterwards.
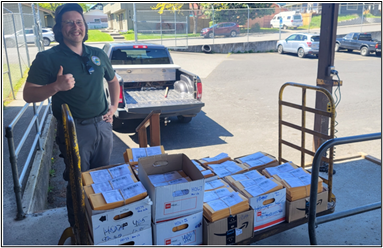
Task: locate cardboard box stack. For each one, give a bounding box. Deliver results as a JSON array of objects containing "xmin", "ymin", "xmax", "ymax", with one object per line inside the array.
[
  {"xmin": 262, "ymin": 162, "xmax": 328, "ymax": 223},
  {"xmin": 223, "ymin": 169, "xmax": 286, "ymax": 232},
  {"xmin": 82, "ymin": 163, "xmax": 152, "ymax": 245},
  {"xmin": 235, "ymin": 151, "xmax": 279, "ymax": 172},
  {"xmin": 202, "ymin": 176, "xmax": 253, "ymax": 245},
  {"xmin": 138, "ymin": 154, "xmax": 205, "ymax": 245},
  {"xmin": 123, "ymin": 146, "xmax": 165, "ymax": 178}
]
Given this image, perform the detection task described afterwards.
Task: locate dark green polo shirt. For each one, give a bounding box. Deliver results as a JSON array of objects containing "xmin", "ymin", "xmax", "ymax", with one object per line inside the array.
[{"xmin": 27, "ymin": 43, "xmax": 115, "ymax": 122}]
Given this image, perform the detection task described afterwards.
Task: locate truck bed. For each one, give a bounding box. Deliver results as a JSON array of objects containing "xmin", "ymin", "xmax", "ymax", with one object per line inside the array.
[{"xmin": 123, "ymin": 88, "xmax": 204, "ymax": 115}]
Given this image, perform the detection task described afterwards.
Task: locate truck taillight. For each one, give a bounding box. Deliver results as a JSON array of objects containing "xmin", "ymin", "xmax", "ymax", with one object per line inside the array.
[
  {"xmin": 196, "ymin": 80, "xmax": 202, "ymax": 100},
  {"xmin": 133, "ymin": 45, "xmax": 147, "ymax": 49},
  {"xmin": 118, "ymin": 85, "xmax": 123, "ymax": 103},
  {"xmin": 375, "ymin": 43, "xmax": 379, "ymax": 48},
  {"xmin": 307, "ymin": 42, "xmax": 312, "ymax": 47}
]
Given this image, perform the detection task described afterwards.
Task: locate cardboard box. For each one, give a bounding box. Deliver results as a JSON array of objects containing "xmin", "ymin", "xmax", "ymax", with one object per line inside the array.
[
  {"xmin": 123, "ymin": 145, "xmax": 165, "ymax": 165},
  {"xmin": 81, "ymin": 163, "xmax": 136, "ymax": 186},
  {"xmin": 203, "ymin": 208, "xmax": 254, "ymax": 245},
  {"xmin": 152, "ymin": 211, "xmax": 203, "ymax": 245},
  {"xmin": 234, "ymin": 152, "xmax": 279, "ymax": 173},
  {"xmin": 286, "ymin": 188, "xmax": 328, "ymax": 223},
  {"xmin": 92, "ymin": 227, "xmax": 152, "ymax": 245},
  {"xmin": 138, "ymin": 154, "xmax": 205, "ymax": 223},
  {"xmin": 250, "ymin": 188, "xmax": 286, "ymax": 232},
  {"xmin": 85, "ymin": 194, "xmax": 152, "ymax": 245}
]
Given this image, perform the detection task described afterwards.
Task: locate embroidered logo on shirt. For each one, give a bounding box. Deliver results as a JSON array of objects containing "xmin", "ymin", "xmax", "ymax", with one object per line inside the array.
[{"xmin": 91, "ymin": 56, "xmax": 101, "ymax": 66}]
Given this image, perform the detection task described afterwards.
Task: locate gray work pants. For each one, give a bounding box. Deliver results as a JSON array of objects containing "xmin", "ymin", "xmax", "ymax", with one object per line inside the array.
[{"xmin": 56, "ymin": 117, "xmax": 113, "ymax": 227}]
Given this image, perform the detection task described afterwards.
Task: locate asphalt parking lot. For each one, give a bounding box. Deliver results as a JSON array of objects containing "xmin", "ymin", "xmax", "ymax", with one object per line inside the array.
[{"xmin": 109, "ymin": 49, "xmax": 381, "ymax": 163}]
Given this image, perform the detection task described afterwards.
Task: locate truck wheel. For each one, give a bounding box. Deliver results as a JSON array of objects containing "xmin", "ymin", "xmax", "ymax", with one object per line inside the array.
[
  {"xmin": 376, "ymin": 52, "xmax": 381, "ymax": 57},
  {"xmin": 230, "ymin": 30, "xmax": 237, "ymax": 37},
  {"xmin": 208, "ymin": 32, "xmax": 214, "ymax": 38},
  {"xmin": 360, "ymin": 46, "xmax": 369, "ymax": 56},
  {"xmin": 177, "ymin": 116, "xmax": 193, "ymax": 123},
  {"xmin": 43, "ymin": 38, "xmax": 50, "ymax": 46},
  {"xmin": 277, "ymin": 45, "xmax": 284, "ymax": 54},
  {"xmin": 283, "ymin": 25, "xmax": 287, "ymax": 30}
]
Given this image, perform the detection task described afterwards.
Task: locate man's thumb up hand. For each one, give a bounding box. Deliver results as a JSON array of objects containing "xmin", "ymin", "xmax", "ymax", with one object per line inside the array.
[
  {"xmin": 57, "ymin": 65, "xmax": 63, "ymax": 76},
  {"xmin": 55, "ymin": 66, "xmax": 75, "ymax": 92}
]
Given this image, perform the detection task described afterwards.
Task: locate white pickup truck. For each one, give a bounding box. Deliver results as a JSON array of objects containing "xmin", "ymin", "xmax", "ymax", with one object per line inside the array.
[{"xmin": 102, "ymin": 43, "xmax": 204, "ymax": 129}]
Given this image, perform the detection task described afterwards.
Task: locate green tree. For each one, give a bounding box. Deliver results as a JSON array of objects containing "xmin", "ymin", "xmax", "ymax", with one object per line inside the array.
[
  {"xmin": 150, "ymin": 3, "xmax": 184, "ymax": 14},
  {"xmin": 38, "ymin": 3, "xmax": 94, "ymax": 19},
  {"xmin": 203, "ymin": 3, "xmax": 275, "ymax": 26}
]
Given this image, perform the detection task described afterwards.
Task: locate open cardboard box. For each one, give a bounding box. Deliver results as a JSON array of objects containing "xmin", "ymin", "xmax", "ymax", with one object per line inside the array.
[{"xmin": 138, "ymin": 153, "xmax": 205, "ymax": 223}]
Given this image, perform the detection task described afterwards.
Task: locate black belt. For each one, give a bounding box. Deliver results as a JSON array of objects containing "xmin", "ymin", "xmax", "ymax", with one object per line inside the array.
[{"xmin": 74, "ymin": 115, "xmax": 103, "ymax": 125}]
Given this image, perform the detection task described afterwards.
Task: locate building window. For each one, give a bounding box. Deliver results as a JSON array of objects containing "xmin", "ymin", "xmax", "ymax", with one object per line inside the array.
[{"xmin": 94, "ymin": 18, "xmax": 101, "ymax": 23}]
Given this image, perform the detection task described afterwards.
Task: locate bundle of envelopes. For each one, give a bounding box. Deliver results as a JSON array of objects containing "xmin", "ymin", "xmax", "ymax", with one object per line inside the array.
[
  {"xmin": 82, "ymin": 164, "xmax": 148, "ymax": 210},
  {"xmin": 261, "ymin": 161, "xmax": 299, "ymax": 178},
  {"xmin": 203, "ymin": 179, "xmax": 249, "ymax": 222},
  {"xmin": 224, "ymin": 171, "xmax": 283, "ymax": 199},
  {"xmin": 191, "ymin": 160, "xmax": 215, "ymax": 179},
  {"xmin": 198, "ymin": 152, "xmax": 231, "ymax": 166},
  {"xmin": 123, "ymin": 146, "xmax": 165, "ymax": 177},
  {"xmin": 147, "ymin": 170, "xmax": 192, "ymax": 187},
  {"xmin": 205, "ymin": 160, "xmax": 248, "ymax": 178},
  {"xmin": 272, "ymin": 167, "xmax": 323, "ymax": 201},
  {"xmin": 235, "ymin": 151, "xmax": 279, "ymax": 171}
]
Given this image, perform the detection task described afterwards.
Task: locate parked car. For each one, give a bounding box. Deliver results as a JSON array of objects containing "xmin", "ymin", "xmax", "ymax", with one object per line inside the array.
[
  {"xmin": 276, "ymin": 33, "xmax": 320, "ymax": 58},
  {"xmin": 270, "ymin": 11, "xmax": 303, "ymax": 29},
  {"xmin": 201, "ymin": 22, "xmax": 240, "ymax": 38},
  {"xmin": 4, "ymin": 28, "xmax": 55, "ymax": 48},
  {"xmin": 335, "ymin": 32, "xmax": 381, "ymax": 56}
]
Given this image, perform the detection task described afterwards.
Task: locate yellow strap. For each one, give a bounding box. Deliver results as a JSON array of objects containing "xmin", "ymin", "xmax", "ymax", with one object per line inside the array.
[{"xmin": 58, "ymin": 227, "xmax": 74, "ymax": 245}]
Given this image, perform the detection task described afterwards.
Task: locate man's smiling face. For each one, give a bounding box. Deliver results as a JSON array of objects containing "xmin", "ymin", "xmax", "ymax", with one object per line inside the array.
[{"xmin": 61, "ymin": 11, "xmax": 85, "ymax": 46}]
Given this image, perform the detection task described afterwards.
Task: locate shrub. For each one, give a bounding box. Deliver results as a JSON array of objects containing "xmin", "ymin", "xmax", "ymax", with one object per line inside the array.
[{"xmin": 250, "ymin": 23, "xmax": 261, "ymax": 32}]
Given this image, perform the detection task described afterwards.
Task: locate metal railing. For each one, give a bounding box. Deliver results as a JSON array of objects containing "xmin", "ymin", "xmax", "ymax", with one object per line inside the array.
[
  {"xmin": 308, "ymin": 132, "xmax": 382, "ymax": 245},
  {"xmin": 5, "ymin": 99, "xmax": 52, "ymax": 220}
]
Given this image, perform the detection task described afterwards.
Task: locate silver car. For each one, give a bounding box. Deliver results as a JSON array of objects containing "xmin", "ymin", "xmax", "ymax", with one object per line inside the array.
[
  {"xmin": 276, "ymin": 33, "xmax": 320, "ymax": 58},
  {"xmin": 4, "ymin": 28, "xmax": 55, "ymax": 48}
]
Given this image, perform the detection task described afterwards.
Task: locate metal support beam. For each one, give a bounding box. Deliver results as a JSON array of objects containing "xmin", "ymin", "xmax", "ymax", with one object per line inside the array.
[{"xmin": 313, "ymin": 3, "xmax": 339, "ymax": 153}]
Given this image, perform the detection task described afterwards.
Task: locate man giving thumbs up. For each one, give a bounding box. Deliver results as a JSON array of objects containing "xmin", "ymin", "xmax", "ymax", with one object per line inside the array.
[{"xmin": 23, "ymin": 3, "xmax": 119, "ymax": 229}]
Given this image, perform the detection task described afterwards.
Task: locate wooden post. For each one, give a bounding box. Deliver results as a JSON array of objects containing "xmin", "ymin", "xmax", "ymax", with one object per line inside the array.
[
  {"xmin": 135, "ymin": 111, "xmax": 161, "ymax": 148},
  {"xmin": 313, "ymin": 3, "xmax": 339, "ymax": 152}
]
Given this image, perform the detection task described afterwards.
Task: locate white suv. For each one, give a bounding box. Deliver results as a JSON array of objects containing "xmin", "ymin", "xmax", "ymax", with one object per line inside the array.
[{"xmin": 4, "ymin": 28, "xmax": 55, "ymax": 48}]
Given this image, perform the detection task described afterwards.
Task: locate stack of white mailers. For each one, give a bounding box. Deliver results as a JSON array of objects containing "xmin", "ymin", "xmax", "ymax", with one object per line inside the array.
[
  {"xmin": 262, "ymin": 162, "xmax": 298, "ymax": 178},
  {"xmin": 127, "ymin": 146, "xmax": 164, "ymax": 176},
  {"xmin": 192, "ymin": 160, "xmax": 215, "ymax": 178},
  {"xmin": 224, "ymin": 170, "xmax": 283, "ymax": 198},
  {"xmin": 272, "ymin": 167, "xmax": 323, "ymax": 201},
  {"xmin": 199, "ymin": 152, "xmax": 230, "ymax": 165},
  {"xmin": 236, "ymin": 151, "xmax": 278, "ymax": 171},
  {"xmin": 148, "ymin": 170, "xmax": 192, "ymax": 187},
  {"xmin": 207, "ymin": 160, "xmax": 247, "ymax": 178},
  {"xmin": 203, "ymin": 180, "xmax": 249, "ymax": 222},
  {"xmin": 85, "ymin": 164, "xmax": 148, "ymax": 210}
]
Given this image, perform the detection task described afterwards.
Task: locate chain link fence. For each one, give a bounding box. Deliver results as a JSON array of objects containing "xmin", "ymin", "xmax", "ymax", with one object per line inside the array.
[
  {"xmin": 3, "ymin": 3, "xmax": 46, "ymax": 103},
  {"xmin": 133, "ymin": 4, "xmax": 380, "ymax": 48}
]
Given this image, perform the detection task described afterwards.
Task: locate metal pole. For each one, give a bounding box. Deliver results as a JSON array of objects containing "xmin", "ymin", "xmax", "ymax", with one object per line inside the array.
[
  {"xmin": 186, "ymin": 16, "xmax": 188, "ymax": 47},
  {"xmin": 279, "ymin": 5, "xmax": 281, "ymax": 40},
  {"xmin": 308, "ymin": 132, "xmax": 382, "ymax": 245},
  {"xmin": 361, "ymin": 3, "xmax": 364, "ymax": 32},
  {"xmin": 212, "ymin": 6, "xmax": 214, "ymax": 45},
  {"xmin": 6, "ymin": 127, "xmax": 26, "ymax": 220},
  {"xmin": 33, "ymin": 103, "xmax": 42, "ymax": 150},
  {"xmin": 247, "ymin": 5, "xmax": 249, "ymax": 43},
  {"xmin": 133, "ymin": 3, "xmax": 138, "ymax": 42},
  {"xmin": 160, "ymin": 14, "xmax": 162, "ymax": 45},
  {"xmin": 18, "ymin": 3, "xmax": 31, "ymax": 67},
  {"xmin": 11, "ymin": 14, "xmax": 23, "ymax": 77},
  {"xmin": 174, "ymin": 6, "xmax": 177, "ymax": 47},
  {"xmin": 316, "ymin": 202, "xmax": 381, "ymax": 225},
  {"xmin": 3, "ymin": 31, "xmax": 15, "ymax": 100}
]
